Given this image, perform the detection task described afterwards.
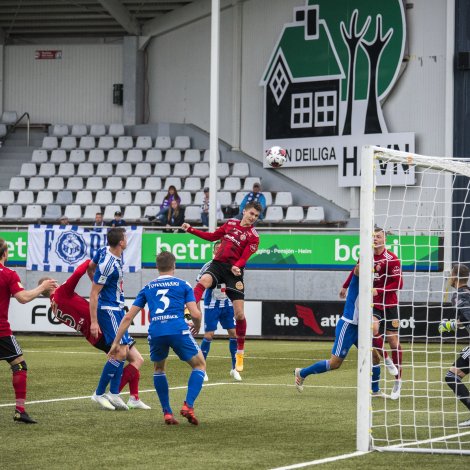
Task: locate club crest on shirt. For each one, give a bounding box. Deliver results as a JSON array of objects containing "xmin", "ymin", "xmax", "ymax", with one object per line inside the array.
[
  {"xmin": 235, "ymin": 281, "xmax": 244, "ymax": 290},
  {"xmin": 240, "ymin": 234, "xmax": 246, "ymax": 241},
  {"xmin": 55, "ymin": 231, "xmax": 87, "ymax": 265},
  {"xmin": 392, "ymin": 319, "xmax": 400, "ymax": 328}
]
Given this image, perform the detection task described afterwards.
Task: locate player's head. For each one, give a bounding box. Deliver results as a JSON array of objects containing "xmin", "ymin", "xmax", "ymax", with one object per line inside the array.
[
  {"xmin": 212, "ymin": 240, "xmax": 222, "ymax": 257},
  {"xmin": 373, "ymin": 227, "xmax": 386, "ymax": 250},
  {"xmin": 450, "ymin": 263, "xmax": 469, "ymax": 288},
  {"xmin": 156, "ymin": 250, "xmax": 176, "ymax": 274},
  {"xmin": 107, "ymin": 227, "xmax": 127, "ymax": 250},
  {"xmin": 242, "ymin": 201, "xmax": 262, "ymax": 225},
  {"xmin": 37, "ymin": 276, "xmax": 56, "ymax": 298},
  {"xmin": 0, "ymin": 238, "xmax": 8, "ymax": 263}
]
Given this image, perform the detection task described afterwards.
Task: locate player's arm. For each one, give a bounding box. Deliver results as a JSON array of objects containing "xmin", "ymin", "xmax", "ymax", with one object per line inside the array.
[
  {"xmin": 233, "ymin": 237, "xmax": 259, "ymax": 270},
  {"xmin": 89, "ymin": 282, "xmax": 103, "ymax": 338},
  {"xmin": 181, "ymin": 223, "xmax": 225, "ymax": 241},
  {"xmin": 14, "ymin": 278, "xmax": 58, "ymax": 304},
  {"xmin": 87, "ymin": 260, "xmax": 97, "ymax": 282},
  {"xmin": 62, "ymin": 259, "xmax": 91, "ymax": 295},
  {"xmin": 108, "ymin": 305, "xmax": 140, "ymax": 358},
  {"xmin": 186, "ymin": 301, "xmax": 202, "ymax": 336}
]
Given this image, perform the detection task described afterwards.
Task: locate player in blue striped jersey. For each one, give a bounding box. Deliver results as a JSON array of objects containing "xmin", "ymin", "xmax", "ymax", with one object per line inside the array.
[
  {"xmin": 88, "ymin": 227, "xmax": 130, "ymax": 411},
  {"xmin": 294, "ymin": 265, "xmax": 390, "ymax": 394},
  {"xmin": 198, "ymin": 242, "xmax": 241, "ymax": 382},
  {"xmin": 109, "ymin": 251, "xmax": 206, "ymax": 425}
]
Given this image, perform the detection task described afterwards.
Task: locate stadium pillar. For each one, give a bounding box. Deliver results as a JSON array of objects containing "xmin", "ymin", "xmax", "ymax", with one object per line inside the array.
[{"xmin": 123, "ymin": 36, "xmax": 145, "ymax": 125}]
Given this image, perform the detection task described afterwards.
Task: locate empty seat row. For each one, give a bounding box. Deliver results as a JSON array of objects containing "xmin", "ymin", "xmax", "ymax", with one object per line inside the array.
[
  {"xmin": 263, "ymin": 206, "xmax": 325, "ymax": 223},
  {"xmin": 51, "ymin": 123, "xmax": 125, "ymax": 138}
]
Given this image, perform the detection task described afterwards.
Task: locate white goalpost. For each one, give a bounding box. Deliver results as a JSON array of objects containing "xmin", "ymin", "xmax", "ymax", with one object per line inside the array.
[{"xmin": 357, "ymin": 145, "xmax": 470, "ymax": 455}]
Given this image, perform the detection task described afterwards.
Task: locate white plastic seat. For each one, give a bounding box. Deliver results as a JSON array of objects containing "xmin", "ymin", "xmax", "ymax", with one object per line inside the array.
[
  {"xmin": 85, "ymin": 177, "xmax": 103, "ymax": 191},
  {"xmin": 66, "ymin": 176, "xmax": 84, "ymax": 190},
  {"xmin": 224, "ymin": 177, "xmax": 241, "ymax": 192},
  {"xmin": 164, "ymin": 149, "xmax": 182, "ymax": 163},
  {"xmin": 264, "ymin": 206, "xmax": 284, "ymax": 223},
  {"xmin": 243, "ymin": 177, "xmax": 261, "ymax": 191},
  {"xmin": 184, "ymin": 205, "xmax": 201, "ymax": 222},
  {"xmin": 263, "ymin": 192, "xmax": 273, "ymax": 206},
  {"xmin": 183, "ymin": 177, "xmax": 201, "ymax": 192},
  {"xmin": 103, "ymin": 205, "xmax": 121, "ymax": 220},
  {"xmin": 144, "ymin": 206, "xmax": 159, "ymax": 218},
  {"xmin": 305, "ymin": 206, "xmax": 325, "ymax": 223},
  {"xmin": 115, "ymin": 163, "xmax": 132, "ymax": 177},
  {"xmin": 235, "ymin": 191, "xmax": 248, "ymax": 205},
  {"xmin": 163, "ymin": 177, "xmax": 181, "ymax": 190},
  {"xmin": 173, "ymin": 162, "xmax": 190, "ymax": 177},
  {"xmin": 69, "ymin": 149, "xmax": 86, "ymax": 163},
  {"xmin": 217, "ymin": 162, "xmax": 230, "ymax": 178},
  {"xmin": 124, "ymin": 177, "xmax": 142, "ymax": 191},
  {"xmin": 203, "ymin": 149, "xmax": 220, "ymax": 162},
  {"xmin": 75, "ymin": 190, "xmax": 93, "ymax": 205},
  {"xmin": 184, "ymin": 149, "xmax": 201, "ymax": 163},
  {"xmin": 50, "ymin": 149, "xmax": 67, "ymax": 163},
  {"xmin": 115, "ymin": 190, "xmax": 132, "ymax": 205},
  {"xmin": 42, "ymin": 136, "xmax": 58, "ymax": 150},
  {"xmin": 83, "ymin": 205, "xmax": 102, "ymax": 221},
  {"xmin": 51, "ymin": 124, "xmax": 69, "ymax": 137},
  {"xmin": 98, "ymin": 136, "xmax": 114, "ymax": 150},
  {"xmin": 4, "ymin": 205, "xmax": 23, "ymax": 220},
  {"xmin": 203, "ymin": 177, "xmax": 221, "ymax": 191},
  {"xmin": 64, "ymin": 205, "xmax": 82, "ymax": 221},
  {"xmin": 9, "ymin": 177, "xmax": 26, "ymax": 191},
  {"xmin": 145, "ymin": 149, "xmax": 163, "ymax": 163},
  {"xmin": 95, "ymin": 190, "xmax": 113, "ymax": 205},
  {"xmin": 108, "ymin": 123, "xmax": 125, "ymax": 137},
  {"xmin": 232, "ymin": 162, "xmax": 250, "ymax": 178},
  {"xmin": 218, "ymin": 191, "xmax": 232, "ymax": 206},
  {"xmin": 0, "ymin": 124, "xmax": 6, "ymax": 138},
  {"xmin": 38, "ymin": 163, "xmax": 55, "ymax": 177},
  {"xmin": 284, "ymin": 206, "xmax": 304, "ymax": 223},
  {"xmin": 178, "ymin": 191, "xmax": 192, "ymax": 206},
  {"xmin": 136, "ymin": 136, "xmax": 152, "ymax": 150},
  {"xmin": 16, "ymin": 190, "xmax": 34, "ymax": 205},
  {"xmin": 117, "ymin": 136, "xmax": 133, "ymax": 150},
  {"xmin": 88, "ymin": 149, "xmax": 105, "ymax": 163},
  {"xmin": 0, "ymin": 190, "xmax": 15, "ymax": 204},
  {"xmin": 60, "ymin": 136, "xmax": 77, "ymax": 150},
  {"xmin": 47, "ymin": 176, "xmax": 65, "ymax": 191},
  {"xmin": 77, "ymin": 163, "xmax": 94, "ymax": 177},
  {"xmin": 173, "ymin": 135, "xmax": 190, "ymax": 150},
  {"xmin": 56, "ymin": 190, "xmax": 73, "ymax": 205},
  {"xmin": 126, "ymin": 149, "xmax": 143, "ymax": 163},
  {"xmin": 107, "ymin": 149, "xmax": 124, "ymax": 163},
  {"xmin": 144, "ymin": 176, "xmax": 162, "ymax": 191},
  {"xmin": 123, "ymin": 205, "xmax": 141, "ymax": 221},
  {"xmin": 89, "ymin": 124, "xmax": 106, "ymax": 137},
  {"xmin": 134, "ymin": 191, "xmax": 152, "ymax": 206},
  {"xmin": 105, "ymin": 177, "xmax": 123, "ymax": 191},
  {"xmin": 192, "ymin": 162, "xmax": 209, "ymax": 178},
  {"xmin": 1, "ymin": 111, "xmax": 17, "ymax": 124},
  {"xmin": 44, "ymin": 204, "xmax": 61, "ymax": 221},
  {"xmin": 28, "ymin": 176, "xmax": 46, "ymax": 191},
  {"xmin": 58, "ymin": 163, "xmax": 75, "ymax": 177},
  {"xmin": 96, "ymin": 163, "xmax": 113, "ymax": 177},
  {"xmin": 154, "ymin": 191, "xmax": 166, "ymax": 205},
  {"xmin": 32, "ymin": 149, "xmax": 48, "ymax": 163},
  {"xmin": 193, "ymin": 192, "xmax": 205, "ymax": 206},
  {"xmin": 155, "ymin": 136, "xmax": 171, "ymax": 150},
  {"xmin": 36, "ymin": 190, "xmax": 54, "ymax": 205},
  {"xmin": 21, "ymin": 163, "xmax": 37, "ymax": 177},
  {"xmin": 79, "ymin": 136, "xmax": 96, "ymax": 150},
  {"xmin": 154, "ymin": 163, "xmax": 171, "ymax": 177},
  {"xmin": 24, "ymin": 205, "xmax": 42, "ymax": 221},
  {"xmin": 134, "ymin": 163, "xmax": 151, "ymax": 177},
  {"xmin": 71, "ymin": 124, "xmax": 87, "ymax": 137},
  {"xmin": 274, "ymin": 191, "xmax": 293, "ymax": 207}
]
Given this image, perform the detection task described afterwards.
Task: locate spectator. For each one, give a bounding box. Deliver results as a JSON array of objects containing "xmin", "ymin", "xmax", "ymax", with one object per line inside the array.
[
  {"xmin": 237, "ymin": 182, "xmax": 266, "ymax": 221},
  {"xmin": 200, "ymin": 187, "xmax": 223, "ymax": 227},
  {"xmin": 155, "ymin": 186, "xmax": 181, "ymax": 225},
  {"xmin": 164, "ymin": 200, "xmax": 185, "ymax": 233},
  {"xmin": 93, "ymin": 212, "xmax": 105, "ymax": 231},
  {"xmin": 58, "ymin": 215, "xmax": 69, "ymax": 226},
  {"xmin": 109, "ymin": 211, "xmax": 126, "ymax": 227}
]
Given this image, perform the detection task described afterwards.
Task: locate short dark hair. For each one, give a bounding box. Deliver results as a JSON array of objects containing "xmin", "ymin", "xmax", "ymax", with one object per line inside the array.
[
  {"xmin": 244, "ymin": 201, "xmax": 262, "ymax": 214},
  {"xmin": 156, "ymin": 250, "xmax": 176, "ymax": 272},
  {"xmin": 38, "ymin": 276, "xmax": 54, "ymax": 297},
  {"xmin": 0, "ymin": 239, "xmax": 8, "ymax": 259},
  {"xmin": 452, "ymin": 263, "xmax": 470, "ymax": 281},
  {"xmin": 107, "ymin": 227, "xmax": 126, "ymax": 247}
]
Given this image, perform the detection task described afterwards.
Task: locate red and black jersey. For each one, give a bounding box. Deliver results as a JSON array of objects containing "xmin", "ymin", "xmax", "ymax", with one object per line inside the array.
[
  {"xmin": 51, "ymin": 259, "xmax": 102, "ymax": 346},
  {"xmin": 188, "ymin": 218, "xmax": 259, "ymax": 268},
  {"xmin": 0, "ymin": 263, "xmax": 24, "ymax": 336}
]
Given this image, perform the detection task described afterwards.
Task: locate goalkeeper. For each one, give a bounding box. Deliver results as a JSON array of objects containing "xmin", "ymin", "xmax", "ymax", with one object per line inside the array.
[{"xmin": 439, "ymin": 263, "xmax": 470, "ymax": 428}]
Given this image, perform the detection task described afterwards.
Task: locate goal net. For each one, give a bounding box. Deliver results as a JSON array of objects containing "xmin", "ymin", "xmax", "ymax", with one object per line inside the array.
[{"xmin": 357, "ymin": 145, "xmax": 470, "ymax": 455}]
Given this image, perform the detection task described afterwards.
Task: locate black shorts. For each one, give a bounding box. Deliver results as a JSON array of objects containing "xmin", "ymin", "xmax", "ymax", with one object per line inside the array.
[
  {"xmin": 93, "ymin": 336, "xmax": 136, "ymax": 353},
  {"xmin": 373, "ymin": 306, "xmax": 400, "ymax": 332},
  {"xmin": 453, "ymin": 346, "xmax": 470, "ymax": 375},
  {"xmin": 203, "ymin": 260, "xmax": 245, "ymax": 301},
  {"xmin": 0, "ymin": 335, "xmax": 24, "ymax": 362}
]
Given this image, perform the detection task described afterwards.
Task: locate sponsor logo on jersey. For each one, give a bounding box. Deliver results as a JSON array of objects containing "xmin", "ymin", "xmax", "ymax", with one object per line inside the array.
[
  {"xmin": 55, "ymin": 231, "xmax": 87, "ymax": 265},
  {"xmin": 235, "ymin": 281, "xmax": 244, "ymax": 290},
  {"xmin": 392, "ymin": 319, "xmax": 400, "ymax": 328}
]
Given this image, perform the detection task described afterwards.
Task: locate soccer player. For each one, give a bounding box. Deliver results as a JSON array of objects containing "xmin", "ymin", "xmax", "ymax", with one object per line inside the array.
[
  {"xmin": 294, "ymin": 265, "xmax": 393, "ymax": 394},
  {"xmin": 181, "ymin": 200, "xmax": 261, "ymax": 372},
  {"xmin": 88, "ymin": 227, "xmax": 130, "ymax": 411},
  {"xmin": 0, "ymin": 238, "xmax": 58, "ymax": 423},
  {"xmin": 439, "ymin": 263, "xmax": 470, "ymax": 427},
  {"xmin": 109, "ymin": 251, "xmax": 206, "ymax": 425},
  {"xmin": 39, "ymin": 259, "xmax": 150, "ymax": 410},
  {"xmin": 198, "ymin": 241, "xmax": 241, "ymax": 382}
]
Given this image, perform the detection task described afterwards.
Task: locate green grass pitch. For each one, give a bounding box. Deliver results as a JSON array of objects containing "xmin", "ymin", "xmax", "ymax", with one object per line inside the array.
[{"xmin": 0, "ymin": 336, "xmax": 468, "ymax": 469}]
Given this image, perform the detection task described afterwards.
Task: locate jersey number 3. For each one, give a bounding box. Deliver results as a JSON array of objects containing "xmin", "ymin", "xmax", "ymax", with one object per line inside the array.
[{"xmin": 155, "ymin": 289, "xmax": 170, "ymax": 314}]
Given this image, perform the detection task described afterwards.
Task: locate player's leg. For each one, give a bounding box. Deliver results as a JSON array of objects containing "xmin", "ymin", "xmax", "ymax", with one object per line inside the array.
[
  {"xmin": 122, "ymin": 344, "xmax": 151, "ymax": 409},
  {"xmin": 193, "ymin": 272, "xmax": 215, "ymax": 303},
  {"xmin": 232, "ymin": 299, "xmax": 246, "ymax": 372},
  {"xmin": 200, "ymin": 330, "xmax": 215, "ymax": 381},
  {"xmin": 445, "ymin": 348, "xmax": 470, "ymax": 426},
  {"xmin": 371, "ymin": 349, "xmax": 383, "ymax": 396},
  {"xmin": 384, "ymin": 307, "xmax": 402, "ymax": 400},
  {"xmin": 219, "ymin": 305, "xmax": 239, "ymax": 379}
]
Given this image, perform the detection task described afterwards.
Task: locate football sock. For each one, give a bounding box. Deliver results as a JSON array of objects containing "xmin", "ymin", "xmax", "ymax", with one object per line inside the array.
[
  {"xmin": 185, "ymin": 369, "xmax": 205, "ymax": 408},
  {"xmin": 200, "ymin": 338, "xmax": 212, "ymax": 360},
  {"xmin": 153, "ymin": 372, "xmax": 172, "ymax": 414},
  {"xmin": 229, "ymin": 338, "xmax": 237, "ymax": 369},
  {"xmin": 372, "ymin": 335, "xmax": 385, "ymax": 356},
  {"xmin": 96, "ymin": 359, "xmax": 123, "ymax": 395},
  {"xmin": 194, "ymin": 283, "xmax": 206, "ymax": 303},
  {"xmin": 391, "ymin": 344, "xmax": 403, "ymax": 379},
  {"xmin": 235, "ymin": 318, "xmax": 247, "ymax": 351},
  {"xmin": 300, "ymin": 360, "xmax": 330, "ymax": 378},
  {"xmin": 445, "ymin": 371, "xmax": 470, "ymax": 411},
  {"xmin": 371, "ymin": 365, "xmax": 381, "ymax": 393},
  {"xmin": 12, "ymin": 369, "xmax": 27, "ymax": 413},
  {"xmin": 109, "ymin": 360, "xmax": 125, "ymax": 394},
  {"xmin": 119, "ymin": 364, "xmax": 140, "ymax": 399}
]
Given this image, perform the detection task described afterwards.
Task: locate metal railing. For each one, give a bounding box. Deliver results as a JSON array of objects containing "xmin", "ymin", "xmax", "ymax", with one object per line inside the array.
[{"xmin": 1, "ymin": 112, "xmax": 31, "ymax": 146}]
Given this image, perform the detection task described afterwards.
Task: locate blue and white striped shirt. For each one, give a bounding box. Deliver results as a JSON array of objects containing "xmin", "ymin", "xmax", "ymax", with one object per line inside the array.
[
  {"xmin": 341, "ymin": 273, "xmax": 359, "ymax": 325},
  {"xmin": 92, "ymin": 247, "xmax": 124, "ymax": 310}
]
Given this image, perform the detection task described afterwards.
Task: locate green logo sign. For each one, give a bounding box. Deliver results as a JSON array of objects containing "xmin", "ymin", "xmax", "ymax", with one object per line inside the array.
[{"xmin": 0, "ymin": 231, "xmax": 28, "ymax": 264}]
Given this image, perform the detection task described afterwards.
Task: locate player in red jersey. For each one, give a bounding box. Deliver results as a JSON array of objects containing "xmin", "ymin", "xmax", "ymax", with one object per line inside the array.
[
  {"xmin": 181, "ymin": 200, "xmax": 261, "ymax": 372},
  {"xmin": 39, "ymin": 259, "xmax": 150, "ymax": 410},
  {"xmin": 0, "ymin": 238, "xmax": 58, "ymax": 423}
]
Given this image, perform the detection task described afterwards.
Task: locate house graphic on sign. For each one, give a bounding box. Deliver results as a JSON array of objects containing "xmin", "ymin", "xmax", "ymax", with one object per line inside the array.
[{"xmin": 261, "ymin": 5, "xmax": 345, "ymax": 140}]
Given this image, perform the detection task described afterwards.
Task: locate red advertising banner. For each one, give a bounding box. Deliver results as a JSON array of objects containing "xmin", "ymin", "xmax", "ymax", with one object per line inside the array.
[{"xmin": 35, "ymin": 50, "xmax": 62, "ymax": 60}]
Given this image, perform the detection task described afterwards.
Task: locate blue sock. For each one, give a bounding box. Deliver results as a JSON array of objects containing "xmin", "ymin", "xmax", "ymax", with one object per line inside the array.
[
  {"xmin": 300, "ymin": 360, "xmax": 330, "ymax": 378},
  {"xmin": 96, "ymin": 359, "xmax": 123, "ymax": 395},
  {"xmin": 185, "ymin": 369, "xmax": 205, "ymax": 408},
  {"xmin": 200, "ymin": 338, "xmax": 212, "ymax": 360},
  {"xmin": 371, "ymin": 365, "xmax": 381, "ymax": 393},
  {"xmin": 229, "ymin": 338, "xmax": 237, "ymax": 369},
  {"xmin": 154, "ymin": 372, "xmax": 172, "ymax": 414},
  {"xmin": 109, "ymin": 360, "xmax": 124, "ymax": 394}
]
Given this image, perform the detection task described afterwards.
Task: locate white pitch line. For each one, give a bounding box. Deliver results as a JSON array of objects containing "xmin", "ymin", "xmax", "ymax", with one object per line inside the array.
[{"xmin": 269, "ymin": 450, "xmax": 370, "ymax": 469}]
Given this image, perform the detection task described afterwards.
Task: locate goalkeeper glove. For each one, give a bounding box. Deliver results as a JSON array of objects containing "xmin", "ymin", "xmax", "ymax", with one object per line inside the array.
[{"xmin": 438, "ymin": 319, "xmax": 457, "ymax": 334}]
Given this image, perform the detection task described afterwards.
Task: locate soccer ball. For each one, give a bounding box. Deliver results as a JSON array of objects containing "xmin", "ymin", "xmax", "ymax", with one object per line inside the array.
[{"xmin": 266, "ymin": 146, "xmax": 287, "ymax": 168}]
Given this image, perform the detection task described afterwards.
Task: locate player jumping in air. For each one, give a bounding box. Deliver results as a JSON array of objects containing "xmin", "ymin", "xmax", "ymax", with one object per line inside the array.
[
  {"xmin": 109, "ymin": 251, "xmax": 205, "ymax": 425},
  {"xmin": 181, "ymin": 200, "xmax": 261, "ymax": 372},
  {"xmin": 39, "ymin": 258, "xmax": 150, "ymax": 410},
  {"xmin": 439, "ymin": 263, "xmax": 470, "ymax": 427}
]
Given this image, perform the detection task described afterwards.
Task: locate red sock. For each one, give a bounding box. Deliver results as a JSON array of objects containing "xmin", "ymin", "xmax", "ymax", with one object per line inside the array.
[
  {"xmin": 391, "ymin": 344, "xmax": 403, "ymax": 379},
  {"xmin": 12, "ymin": 370, "xmax": 27, "ymax": 413},
  {"xmin": 119, "ymin": 364, "xmax": 140, "ymax": 399},
  {"xmin": 372, "ymin": 336, "xmax": 385, "ymax": 357},
  {"xmin": 235, "ymin": 318, "xmax": 247, "ymax": 351},
  {"xmin": 194, "ymin": 283, "xmax": 206, "ymax": 303}
]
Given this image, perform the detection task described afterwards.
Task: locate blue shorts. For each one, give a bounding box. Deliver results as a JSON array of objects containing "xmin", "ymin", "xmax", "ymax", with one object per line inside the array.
[
  {"xmin": 148, "ymin": 332, "xmax": 201, "ymax": 362},
  {"xmin": 331, "ymin": 319, "xmax": 358, "ymax": 359},
  {"xmin": 97, "ymin": 307, "xmax": 131, "ymax": 346},
  {"xmin": 204, "ymin": 305, "xmax": 235, "ymax": 332}
]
